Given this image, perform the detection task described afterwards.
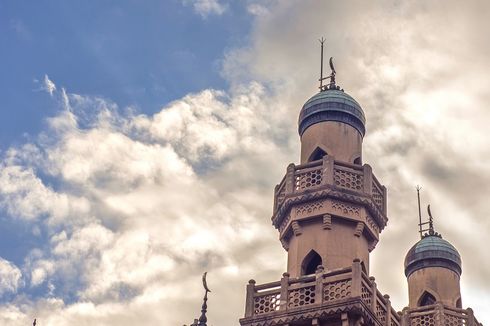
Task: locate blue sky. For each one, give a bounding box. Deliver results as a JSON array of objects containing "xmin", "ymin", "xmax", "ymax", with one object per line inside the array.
[
  {"xmin": 0, "ymin": 1, "xmax": 490, "ymax": 325},
  {"xmin": 0, "ymin": 0, "xmax": 251, "ymax": 150}
]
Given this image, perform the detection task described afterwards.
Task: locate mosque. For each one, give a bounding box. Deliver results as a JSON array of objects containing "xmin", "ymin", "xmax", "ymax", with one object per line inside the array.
[{"xmin": 236, "ymin": 50, "xmax": 484, "ymax": 326}]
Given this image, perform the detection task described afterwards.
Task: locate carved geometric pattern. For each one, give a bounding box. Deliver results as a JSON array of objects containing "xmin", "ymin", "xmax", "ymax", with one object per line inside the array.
[
  {"xmin": 410, "ymin": 314, "xmax": 435, "ymax": 326},
  {"xmin": 254, "ymin": 293, "xmax": 280, "ymax": 314},
  {"xmin": 334, "ymin": 168, "xmax": 363, "ymax": 191},
  {"xmin": 331, "ymin": 201, "xmax": 360, "ymax": 216},
  {"xmin": 295, "ymin": 168, "xmax": 323, "ymax": 190},
  {"xmin": 295, "ymin": 200, "xmax": 324, "ymax": 216},
  {"xmin": 287, "ymin": 286, "xmax": 315, "ymax": 308},
  {"xmin": 323, "ymin": 279, "xmax": 351, "ymax": 302},
  {"xmin": 366, "ymin": 215, "xmax": 379, "ymax": 233},
  {"xmin": 361, "ymin": 284, "xmax": 372, "ymax": 306},
  {"xmin": 279, "ymin": 213, "xmax": 291, "ymax": 233},
  {"xmin": 391, "ymin": 318, "xmax": 400, "ymax": 326},
  {"xmin": 372, "ymin": 181, "xmax": 383, "ymax": 210},
  {"xmin": 376, "ymin": 301, "xmax": 386, "ymax": 323},
  {"xmin": 444, "ymin": 314, "xmax": 467, "ymax": 326},
  {"xmin": 276, "ymin": 183, "xmax": 286, "ymax": 210}
]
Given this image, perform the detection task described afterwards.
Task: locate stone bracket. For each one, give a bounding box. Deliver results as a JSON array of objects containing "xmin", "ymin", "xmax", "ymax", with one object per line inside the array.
[
  {"xmin": 354, "ymin": 222, "xmax": 364, "ymax": 237},
  {"xmin": 323, "ymin": 214, "xmax": 332, "ymax": 230},
  {"xmin": 292, "ymin": 221, "xmax": 302, "ymax": 236}
]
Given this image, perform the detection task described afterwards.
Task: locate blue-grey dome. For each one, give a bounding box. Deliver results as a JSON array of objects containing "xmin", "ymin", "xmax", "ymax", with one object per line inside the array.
[
  {"xmin": 404, "ymin": 235, "xmax": 462, "ymax": 277},
  {"xmin": 298, "ymin": 89, "xmax": 366, "ymax": 137}
]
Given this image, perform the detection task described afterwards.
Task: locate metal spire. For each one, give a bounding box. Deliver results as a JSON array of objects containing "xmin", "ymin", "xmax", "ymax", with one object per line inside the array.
[
  {"xmin": 416, "ymin": 185, "xmax": 423, "ymax": 239},
  {"xmin": 416, "ymin": 187, "xmax": 441, "ymax": 238},
  {"xmin": 319, "ymin": 38, "xmax": 326, "ymax": 90},
  {"xmin": 317, "ymin": 38, "xmax": 339, "ymax": 91}
]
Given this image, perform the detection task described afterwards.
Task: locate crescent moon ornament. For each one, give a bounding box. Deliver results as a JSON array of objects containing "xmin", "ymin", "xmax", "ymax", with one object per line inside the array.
[
  {"xmin": 202, "ymin": 272, "xmax": 211, "ymax": 293},
  {"xmin": 329, "ymin": 57, "xmax": 336, "ymax": 74}
]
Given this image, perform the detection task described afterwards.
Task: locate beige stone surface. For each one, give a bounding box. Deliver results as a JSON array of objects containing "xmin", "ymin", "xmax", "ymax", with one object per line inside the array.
[
  {"xmin": 407, "ymin": 266, "xmax": 461, "ymax": 308},
  {"xmin": 300, "ymin": 121, "xmax": 362, "ymax": 164}
]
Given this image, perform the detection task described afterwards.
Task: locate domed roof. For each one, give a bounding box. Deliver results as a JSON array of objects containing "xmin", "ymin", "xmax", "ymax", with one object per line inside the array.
[
  {"xmin": 298, "ymin": 89, "xmax": 366, "ymax": 137},
  {"xmin": 404, "ymin": 235, "xmax": 462, "ymax": 277}
]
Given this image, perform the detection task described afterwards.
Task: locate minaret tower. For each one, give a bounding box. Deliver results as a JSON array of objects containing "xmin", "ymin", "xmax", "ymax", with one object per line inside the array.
[
  {"xmin": 240, "ymin": 42, "xmax": 395, "ymax": 326},
  {"xmin": 276, "ymin": 43, "xmax": 386, "ymax": 278}
]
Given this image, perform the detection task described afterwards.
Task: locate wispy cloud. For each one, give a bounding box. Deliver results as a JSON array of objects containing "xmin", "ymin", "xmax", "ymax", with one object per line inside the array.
[
  {"xmin": 183, "ymin": 0, "xmax": 227, "ymax": 17},
  {"xmin": 42, "ymin": 75, "xmax": 57, "ymax": 97}
]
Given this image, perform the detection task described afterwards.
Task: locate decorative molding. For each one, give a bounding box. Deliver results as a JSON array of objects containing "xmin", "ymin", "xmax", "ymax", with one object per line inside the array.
[
  {"xmin": 272, "ymin": 186, "xmax": 388, "ymax": 234},
  {"xmin": 331, "ymin": 200, "xmax": 361, "ymax": 217},
  {"xmin": 280, "ymin": 238, "xmax": 289, "ymax": 251},
  {"xmin": 295, "ymin": 200, "xmax": 324, "ymax": 216}
]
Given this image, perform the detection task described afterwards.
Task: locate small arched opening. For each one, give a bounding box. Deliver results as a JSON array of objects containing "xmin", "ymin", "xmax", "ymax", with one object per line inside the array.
[
  {"xmin": 456, "ymin": 297, "xmax": 462, "ymax": 308},
  {"xmin": 418, "ymin": 291, "xmax": 437, "ymax": 307},
  {"xmin": 353, "ymin": 156, "xmax": 362, "ymax": 165},
  {"xmin": 301, "ymin": 250, "xmax": 322, "ymax": 275},
  {"xmin": 308, "ymin": 147, "xmax": 328, "ymax": 162}
]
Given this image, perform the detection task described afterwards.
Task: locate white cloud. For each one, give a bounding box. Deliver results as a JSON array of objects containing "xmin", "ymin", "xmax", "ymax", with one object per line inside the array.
[
  {"xmin": 0, "ymin": 259, "xmax": 22, "ymax": 296},
  {"xmin": 183, "ymin": 0, "xmax": 227, "ymax": 17},
  {"xmin": 42, "ymin": 75, "xmax": 56, "ymax": 96}
]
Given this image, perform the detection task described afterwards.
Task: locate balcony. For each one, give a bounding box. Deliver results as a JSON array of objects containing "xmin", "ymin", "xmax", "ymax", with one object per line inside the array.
[
  {"xmin": 240, "ymin": 259, "xmax": 400, "ymax": 326},
  {"xmin": 272, "ymin": 156, "xmax": 387, "ymax": 235},
  {"xmin": 402, "ymin": 304, "xmax": 483, "ymax": 326}
]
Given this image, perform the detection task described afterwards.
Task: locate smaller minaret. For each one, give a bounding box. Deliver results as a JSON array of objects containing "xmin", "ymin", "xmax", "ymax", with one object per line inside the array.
[{"xmin": 404, "ymin": 196, "xmax": 462, "ymax": 308}]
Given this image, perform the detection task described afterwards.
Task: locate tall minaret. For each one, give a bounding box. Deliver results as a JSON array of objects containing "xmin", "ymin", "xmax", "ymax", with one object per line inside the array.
[{"xmin": 272, "ymin": 53, "xmax": 387, "ymax": 278}]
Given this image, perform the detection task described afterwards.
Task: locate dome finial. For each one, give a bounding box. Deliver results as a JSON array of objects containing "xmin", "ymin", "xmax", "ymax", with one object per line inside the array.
[
  {"xmin": 416, "ymin": 187, "xmax": 441, "ymax": 239},
  {"xmin": 318, "ymin": 38, "xmax": 339, "ymax": 92}
]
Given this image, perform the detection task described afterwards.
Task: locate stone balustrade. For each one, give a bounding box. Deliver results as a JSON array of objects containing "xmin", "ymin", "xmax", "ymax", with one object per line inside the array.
[
  {"xmin": 401, "ymin": 304, "xmax": 483, "ymax": 326},
  {"xmin": 273, "ymin": 156, "xmax": 387, "ymax": 216},
  {"xmin": 243, "ymin": 260, "xmax": 400, "ymax": 326}
]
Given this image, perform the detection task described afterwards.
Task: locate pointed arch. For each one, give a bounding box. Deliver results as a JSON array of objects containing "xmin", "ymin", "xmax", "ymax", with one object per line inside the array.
[
  {"xmin": 418, "ymin": 290, "xmax": 438, "ymax": 307},
  {"xmin": 456, "ymin": 297, "xmax": 462, "ymax": 308},
  {"xmin": 308, "ymin": 147, "xmax": 328, "ymax": 162},
  {"xmin": 301, "ymin": 250, "xmax": 323, "ymax": 275}
]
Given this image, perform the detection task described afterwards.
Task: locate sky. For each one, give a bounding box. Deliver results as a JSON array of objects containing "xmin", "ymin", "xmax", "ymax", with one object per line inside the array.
[{"xmin": 0, "ymin": 0, "xmax": 490, "ymax": 325}]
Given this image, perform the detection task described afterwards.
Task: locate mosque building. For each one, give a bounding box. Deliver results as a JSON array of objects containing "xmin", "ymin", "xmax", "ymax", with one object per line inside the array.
[{"xmin": 236, "ymin": 46, "xmax": 483, "ymax": 326}]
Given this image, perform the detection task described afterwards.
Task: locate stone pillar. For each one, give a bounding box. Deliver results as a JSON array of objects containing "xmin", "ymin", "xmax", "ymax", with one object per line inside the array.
[
  {"xmin": 315, "ymin": 265, "xmax": 325, "ymax": 304},
  {"xmin": 285, "ymin": 163, "xmax": 295, "ymax": 194},
  {"xmin": 322, "ymin": 155, "xmax": 334, "ymax": 185},
  {"xmin": 370, "ymin": 277, "xmax": 377, "ymax": 313},
  {"xmin": 245, "ymin": 279, "xmax": 256, "ymax": 317},
  {"xmin": 467, "ymin": 308, "xmax": 475, "ymax": 326},
  {"xmin": 384, "ymin": 295, "xmax": 391, "ymax": 326},
  {"xmin": 351, "ymin": 259, "xmax": 362, "ymax": 298},
  {"xmin": 280, "ymin": 273, "xmax": 290, "ymax": 311},
  {"xmin": 400, "ymin": 307, "xmax": 410, "ymax": 326},
  {"xmin": 341, "ymin": 312, "xmax": 349, "ymax": 326},
  {"xmin": 434, "ymin": 302, "xmax": 444, "ymax": 326},
  {"xmin": 362, "ymin": 164, "xmax": 372, "ymax": 196}
]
